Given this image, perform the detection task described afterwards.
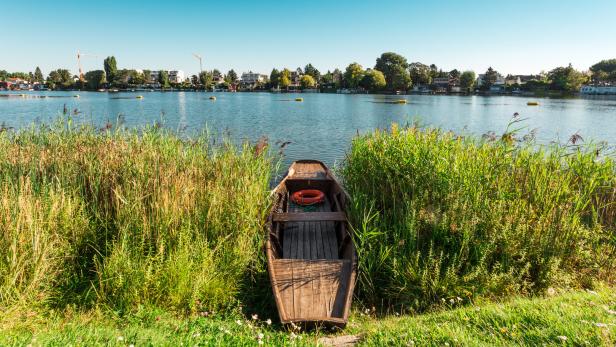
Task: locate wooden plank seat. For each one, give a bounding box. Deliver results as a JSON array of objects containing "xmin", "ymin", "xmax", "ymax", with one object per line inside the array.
[{"xmin": 273, "ymin": 212, "xmax": 346, "ymax": 222}]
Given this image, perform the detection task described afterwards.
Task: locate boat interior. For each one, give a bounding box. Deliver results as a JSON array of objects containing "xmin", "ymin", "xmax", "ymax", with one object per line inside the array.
[{"xmin": 267, "ymin": 161, "xmax": 355, "ymax": 325}]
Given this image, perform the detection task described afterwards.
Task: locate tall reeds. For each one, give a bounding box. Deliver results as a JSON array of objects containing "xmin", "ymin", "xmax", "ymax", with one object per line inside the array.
[
  {"xmin": 0, "ymin": 120, "xmax": 272, "ymax": 313},
  {"xmin": 342, "ymin": 122, "xmax": 616, "ymax": 311}
]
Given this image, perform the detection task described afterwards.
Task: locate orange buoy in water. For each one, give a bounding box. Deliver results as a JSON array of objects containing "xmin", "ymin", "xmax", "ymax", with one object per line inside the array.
[{"xmin": 291, "ymin": 189, "xmax": 325, "ymax": 206}]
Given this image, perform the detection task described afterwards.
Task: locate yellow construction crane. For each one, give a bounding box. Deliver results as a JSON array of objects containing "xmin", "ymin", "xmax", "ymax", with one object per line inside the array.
[{"xmin": 77, "ymin": 50, "xmax": 99, "ymax": 81}]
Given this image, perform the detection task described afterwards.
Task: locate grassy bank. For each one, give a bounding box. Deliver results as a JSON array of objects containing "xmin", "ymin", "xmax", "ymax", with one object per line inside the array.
[
  {"xmin": 1, "ymin": 287, "xmax": 614, "ymax": 346},
  {"xmin": 342, "ymin": 122, "xmax": 616, "ymax": 312},
  {"xmin": 1, "ymin": 119, "xmax": 616, "ymax": 345},
  {"xmin": 0, "ymin": 120, "xmax": 272, "ymax": 315}
]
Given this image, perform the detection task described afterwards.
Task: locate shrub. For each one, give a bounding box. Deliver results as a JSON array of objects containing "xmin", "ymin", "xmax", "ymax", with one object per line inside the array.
[{"xmin": 342, "ymin": 122, "xmax": 616, "ymax": 311}]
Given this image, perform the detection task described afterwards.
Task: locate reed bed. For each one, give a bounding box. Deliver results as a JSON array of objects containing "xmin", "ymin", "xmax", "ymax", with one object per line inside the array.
[
  {"xmin": 342, "ymin": 122, "xmax": 616, "ymax": 311},
  {"xmin": 0, "ymin": 120, "xmax": 272, "ymax": 314}
]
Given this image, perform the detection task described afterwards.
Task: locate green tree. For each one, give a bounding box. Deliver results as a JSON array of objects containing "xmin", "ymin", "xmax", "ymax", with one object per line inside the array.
[
  {"xmin": 84, "ymin": 70, "xmax": 106, "ymax": 90},
  {"xmin": 34, "ymin": 67, "xmax": 44, "ymax": 83},
  {"xmin": 547, "ymin": 64, "xmax": 589, "ymax": 93},
  {"xmin": 159, "ymin": 70, "xmax": 170, "ymax": 89},
  {"xmin": 375, "ymin": 52, "xmax": 409, "ymax": 90},
  {"xmin": 269, "ymin": 68, "xmax": 280, "ymax": 88},
  {"xmin": 131, "ymin": 70, "xmax": 145, "ymax": 85},
  {"xmin": 391, "ymin": 65, "xmax": 411, "ymax": 91},
  {"xmin": 359, "ymin": 69, "xmax": 386, "ymax": 91},
  {"xmin": 143, "ymin": 69, "xmax": 152, "ymax": 84},
  {"xmin": 429, "ymin": 64, "xmax": 439, "ymax": 80},
  {"xmin": 304, "ymin": 63, "xmax": 321, "ymax": 82},
  {"xmin": 0, "ymin": 70, "xmax": 7, "ymax": 81},
  {"xmin": 409, "ymin": 62, "xmax": 432, "ymax": 86},
  {"xmin": 482, "ymin": 67, "xmax": 498, "ymax": 90},
  {"xmin": 460, "ymin": 71, "xmax": 476, "ymax": 92},
  {"xmin": 590, "ymin": 59, "xmax": 616, "ymax": 82},
  {"xmin": 104, "ymin": 56, "xmax": 118, "ymax": 85},
  {"xmin": 191, "ymin": 74, "xmax": 199, "ymax": 86},
  {"xmin": 198, "ymin": 71, "xmax": 212, "ymax": 89},
  {"xmin": 225, "ymin": 69, "xmax": 238, "ymax": 83},
  {"xmin": 343, "ymin": 62, "xmax": 364, "ymax": 89},
  {"xmin": 47, "ymin": 69, "xmax": 73, "ymax": 89},
  {"xmin": 300, "ymin": 75, "xmax": 316, "ymax": 89},
  {"xmin": 280, "ymin": 69, "xmax": 291, "ymax": 89}
]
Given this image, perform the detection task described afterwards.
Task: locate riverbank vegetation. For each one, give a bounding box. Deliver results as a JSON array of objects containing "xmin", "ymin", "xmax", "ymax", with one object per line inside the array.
[
  {"xmin": 0, "ymin": 121, "xmax": 272, "ymax": 315},
  {"xmin": 342, "ymin": 121, "xmax": 616, "ymax": 312},
  {"xmin": 1, "ymin": 119, "xmax": 615, "ymax": 344}
]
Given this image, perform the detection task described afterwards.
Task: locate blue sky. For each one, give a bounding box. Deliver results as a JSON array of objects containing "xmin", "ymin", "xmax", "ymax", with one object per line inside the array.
[{"xmin": 3, "ymin": 0, "xmax": 616, "ymax": 77}]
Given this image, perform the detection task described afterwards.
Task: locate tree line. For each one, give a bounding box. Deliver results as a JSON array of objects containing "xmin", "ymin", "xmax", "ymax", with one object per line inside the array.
[{"xmin": 2, "ymin": 53, "xmax": 615, "ymax": 93}]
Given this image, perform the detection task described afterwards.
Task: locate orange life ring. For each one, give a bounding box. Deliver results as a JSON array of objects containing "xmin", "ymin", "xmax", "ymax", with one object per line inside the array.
[{"xmin": 291, "ymin": 189, "xmax": 325, "ymax": 206}]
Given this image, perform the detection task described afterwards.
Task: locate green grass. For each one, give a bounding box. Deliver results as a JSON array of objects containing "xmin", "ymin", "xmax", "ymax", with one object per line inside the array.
[
  {"xmin": 1, "ymin": 287, "xmax": 614, "ymax": 346},
  {"xmin": 0, "ymin": 119, "xmax": 273, "ymax": 314},
  {"xmin": 341, "ymin": 121, "xmax": 616, "ymax": 312}
]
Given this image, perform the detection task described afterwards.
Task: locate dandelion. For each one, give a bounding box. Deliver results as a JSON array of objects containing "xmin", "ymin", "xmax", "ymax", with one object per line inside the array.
[
  {"xmin": 557, "ymin": 336, "xmax": 567, "ymax": 342},
  {"xmin": 252, "ymin": 314, "xmax": 259, "ymax": 320},
  {"xmin": 117, "ymin": 336, "xmax": 124, "ymax": 342},
  {"xmin": 266, "ymin": 319, "xmax": 272, "ymax": 325}
]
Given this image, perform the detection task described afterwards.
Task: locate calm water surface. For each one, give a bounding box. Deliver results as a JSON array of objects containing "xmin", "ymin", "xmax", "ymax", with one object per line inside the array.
[{"xmin": 1, "ymin": 91, "xmax": 615, "ymax": 167}]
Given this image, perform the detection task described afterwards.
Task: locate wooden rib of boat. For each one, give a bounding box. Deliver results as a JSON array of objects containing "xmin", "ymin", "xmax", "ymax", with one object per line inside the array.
[{"xmin": 266, "ymin": 160, "xmax": 357, "ymax": 328}]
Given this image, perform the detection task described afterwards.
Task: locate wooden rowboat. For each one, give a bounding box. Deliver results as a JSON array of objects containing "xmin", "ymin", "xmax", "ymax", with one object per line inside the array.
[{"xmin": 266, "ymin": 160, "xmax": 357, "ymax": 327}]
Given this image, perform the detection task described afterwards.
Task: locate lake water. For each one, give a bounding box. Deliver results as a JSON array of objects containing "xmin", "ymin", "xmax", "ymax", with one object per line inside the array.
[{"xmin": 1, "ymin": 91, "xmax": 615, "ymax": 167}]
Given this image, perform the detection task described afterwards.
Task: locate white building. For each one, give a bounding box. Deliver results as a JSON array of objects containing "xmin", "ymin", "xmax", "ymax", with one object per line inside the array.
[
  {"xmin": 580, "ymin": 85, "xmax": 616, "ymax": 95},
  {"xmin": 147, "ymin": 70, "xmax": 185, "ymax": 84},
  {"xmin": 240, "ymin": 71, "xmax": 268, "ymax": 88},
  {"xmin": 168, "ymin": 70, "xmax": 185, "ymax": 83}
]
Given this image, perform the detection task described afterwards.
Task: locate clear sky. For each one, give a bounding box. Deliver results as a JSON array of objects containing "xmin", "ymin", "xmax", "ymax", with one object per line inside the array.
[{"xmin": 3, "ymin": 0, "xmax": 616, "ymax": 77}]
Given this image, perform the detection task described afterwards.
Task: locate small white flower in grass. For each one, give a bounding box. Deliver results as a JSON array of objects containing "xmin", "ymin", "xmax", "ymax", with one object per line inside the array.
[
  {"xmin": 449, "ymin": 298, "xmax": 455, "ymax": 304},
  {"xmin": 258, "ymin": 333, "xmax": 265, "ymax": 339},
  {"xmin": 290, "ymin": 332, "xmax": 297, "ymax": 340},
  {"xmin": 594, "ymin": 322, "xmax": 608, "ymax": 328},
  {"xmin": 129, "ymin": 344, "xmax": 135, "ymax": 347},
  {"xmin": 252, "ymin": 314, "xmax": 259, "ymax": 320},
  {"xmin": 236, "ymin": 319, "xmax": 243, "ymax": 326},
  {"xmin": 266, "ymin": 319, "xmax": 272, "ymax": 325},
  {"xmin": 456, "ymin": 296, "xmax": 463, "ymax": 302},
  {"xmin": 117, "ymin": 336, "xmax": 124, "ymax": 342},
  {"xmin": 258, "ymin": 340, "xmax": 264, "ymax": 345},
  {"xmin": 557, "ymin": 336, "xmax": 567, "ymax": 342}
]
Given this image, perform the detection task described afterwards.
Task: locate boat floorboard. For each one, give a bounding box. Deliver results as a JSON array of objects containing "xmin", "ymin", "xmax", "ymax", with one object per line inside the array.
[
  {"xmin": 282, "ymin": 198, "xmax": 338, "ymax": 260},
  {"xmin": 272, "ymin": 259, "xmax": 352, "ymax": 321}
]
